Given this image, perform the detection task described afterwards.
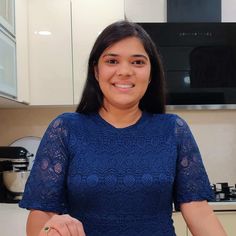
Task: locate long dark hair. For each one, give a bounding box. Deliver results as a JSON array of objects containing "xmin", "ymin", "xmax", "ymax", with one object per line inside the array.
[{"xmin": 76, "ymin": 20, "xmax": 166, "ymax": 114}]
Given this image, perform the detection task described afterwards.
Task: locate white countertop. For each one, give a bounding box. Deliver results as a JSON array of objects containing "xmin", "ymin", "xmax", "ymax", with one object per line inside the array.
[
  {"xmin": 172, "ymin": 201, "xmax": 236, "ymax": 212},
  {"xmin": 1, "ymin": 201, "xmax": 236, "ymax": 211},
  {"xmin": 209, "ymin": 201, "xmax": 236, "ymax": 211}
]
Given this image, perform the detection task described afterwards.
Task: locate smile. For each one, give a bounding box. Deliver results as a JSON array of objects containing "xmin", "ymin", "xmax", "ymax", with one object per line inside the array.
[{"xmin": 113, "ymin": 83, "xmax": 134, "ymax": 88}]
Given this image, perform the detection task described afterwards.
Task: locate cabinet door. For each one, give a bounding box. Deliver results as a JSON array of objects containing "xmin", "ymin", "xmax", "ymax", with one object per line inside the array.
[
  {"xmin": 0, "ymin": 30, "xmax": 16, "ymax": 98},
  {"xmin": 15, "ymin": 0, "xmax": 30, "ymax": 104},
  {"xmin": 215, "ymin": 211, "xmax": 236, "ymax": 236},
  {"xmin": 0, "ymin": 0, "xmax": 15, "ymax": 35},
  {"xmin": 28, "ymin": 0, "xmax": 73, "ymax": 105},
  {"xmin": 172, "ymin": 212, "xmax": 187, "ymax": 236},
  {"xmin": 72, "ymin": 0, "xmax": 125, "ymax": 104}
]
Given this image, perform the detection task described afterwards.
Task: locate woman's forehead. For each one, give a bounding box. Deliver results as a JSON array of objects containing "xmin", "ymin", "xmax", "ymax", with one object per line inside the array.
[{"xmin": 101, "ymin": 37, "xmax": 148, "ymax": 57}]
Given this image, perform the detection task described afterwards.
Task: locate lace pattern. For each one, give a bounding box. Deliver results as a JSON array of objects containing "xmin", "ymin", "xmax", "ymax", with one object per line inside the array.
[
  {"xmin": 173, "ymin": 117, "xmax": 215, "ymax": 210},
  {"xmin": 19, "ymin": 112, "xmax": 214, "ymax": 235},
  {"xmin": 20, "ymin": 117, "xmax": 70, "ymax": 213}
]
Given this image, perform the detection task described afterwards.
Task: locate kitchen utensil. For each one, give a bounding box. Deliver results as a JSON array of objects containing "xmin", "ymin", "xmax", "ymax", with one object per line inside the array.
[
  {"xmin": 10, "ymin": 136, "xmax": 41, "ymax": 170},
  {"xmin": 3, "ymin": 170, "xmax": 30, "ymax": 200}
]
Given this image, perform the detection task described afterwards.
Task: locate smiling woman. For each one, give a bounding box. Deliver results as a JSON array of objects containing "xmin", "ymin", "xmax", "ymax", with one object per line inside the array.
[
  {"xmin": 19, "ymin": 20, "xmax": 226, "ymax": 236},
  {"xmin": 95, "ymin": 37, "xmax": 151, "ymax": 122}
]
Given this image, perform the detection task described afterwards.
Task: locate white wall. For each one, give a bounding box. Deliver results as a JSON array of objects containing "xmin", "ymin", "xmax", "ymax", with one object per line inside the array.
[
  {"xmin": 222, "ymin": 0, "xmax": 236, "ymax": 22},
  {"xmin": 176, "ymin": 110, "xmax": 236, "ymax": 186},
  {"xmin": 125, "ymin": 0, "xmax": 166, "ymax": 22}
]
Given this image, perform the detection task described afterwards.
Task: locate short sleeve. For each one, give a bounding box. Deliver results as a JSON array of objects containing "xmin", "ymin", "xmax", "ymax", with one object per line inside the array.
[
  {"xmin": 19, "ymin": 115, "xmax": 70, "ymax": 214},
  {"xmin": 173, "ymin": 116, "xmax": 215, "ymax": 211}
]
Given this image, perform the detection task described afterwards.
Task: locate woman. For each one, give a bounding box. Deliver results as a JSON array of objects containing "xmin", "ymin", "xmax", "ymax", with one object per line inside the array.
[{"xmin": 19, "ymin": 21, "xmax": 226, "ymax": 236}]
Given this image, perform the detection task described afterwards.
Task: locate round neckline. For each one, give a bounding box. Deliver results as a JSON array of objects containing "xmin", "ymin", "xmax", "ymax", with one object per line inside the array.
[{"xmin": 91, "ymin": 112, "xmax": 152, "ymax": 132}]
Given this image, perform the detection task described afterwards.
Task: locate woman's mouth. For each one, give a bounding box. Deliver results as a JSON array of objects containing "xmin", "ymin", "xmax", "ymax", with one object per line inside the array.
[{"xmin": 113, "ymin": 83, "xmax": 134, "ymax": 89}]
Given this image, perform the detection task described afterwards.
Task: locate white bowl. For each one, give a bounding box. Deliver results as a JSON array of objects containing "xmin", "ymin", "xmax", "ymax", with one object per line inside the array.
[{"xmin": 3, "ymin": 170, "xmax": 30, "ymax": 193}]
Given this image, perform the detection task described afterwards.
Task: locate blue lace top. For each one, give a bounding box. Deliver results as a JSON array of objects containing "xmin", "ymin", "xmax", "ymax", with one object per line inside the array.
[{"xmin": 19, "ymin": 112, "xmax": 214, "ymax": 236}]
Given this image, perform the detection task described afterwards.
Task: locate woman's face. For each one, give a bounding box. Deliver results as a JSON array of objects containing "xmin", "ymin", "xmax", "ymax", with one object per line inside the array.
[{"xmin": 95, "ymin": 37, "xmax": 151, "ymax": 111}]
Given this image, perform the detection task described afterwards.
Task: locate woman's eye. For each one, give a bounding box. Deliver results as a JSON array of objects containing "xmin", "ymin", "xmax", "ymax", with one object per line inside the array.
[
  {"xmin": 106, "ymin": 59, "xmax": 118, "ymax": 64},
  {"xmin": 132, "ymin": 60, "xmax": 145, "ymax": 65}
]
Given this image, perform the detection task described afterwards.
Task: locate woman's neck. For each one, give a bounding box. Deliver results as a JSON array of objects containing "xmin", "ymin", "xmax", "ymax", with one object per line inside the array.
[{"xmin": 99, "ymin": 106, "xmax": 142, "ymax": 128}]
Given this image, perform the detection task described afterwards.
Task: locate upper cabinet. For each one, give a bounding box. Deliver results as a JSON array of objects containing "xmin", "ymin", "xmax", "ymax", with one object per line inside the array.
[
  {"xmin": 0, "ymin": 0, "xmax": 29, "ymax": 106},
  {"xmin": 1, "ymin": 0, "xmax": 125, "ymax": 107},
  {"xmin": 28, "ymin": 0, "xmax": 73, "ymax": 105},
  {"xmin": 28, "ymin": 0, "xmax": 124, "ymax": 106},
  {"xmin": 15, "ymin": 0, "xmax": 30, "ymax": 104},
  {"xmin": 0, "ymin": 29, "xmax": 16, "ymax": 98},
  {"xmin": 0, "ymin": 0, "xmax": 15, "ymax": 35},
  {"xmin": 0, "ymin": 0, "xmax": 16, "ymax": 99},
  {"xmin": 72, "ymin": 0, "xmax": 125, "ymax": 104}
]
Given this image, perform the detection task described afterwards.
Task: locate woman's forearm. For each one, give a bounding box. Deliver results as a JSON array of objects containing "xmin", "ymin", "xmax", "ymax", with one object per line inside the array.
[
  {"xmin": 26, "ymin": 210, "xmax": 57, "ymax": 236},
  {"xmin": 181, "ymin": 201, "xmax": 227, "ymax": 236}
]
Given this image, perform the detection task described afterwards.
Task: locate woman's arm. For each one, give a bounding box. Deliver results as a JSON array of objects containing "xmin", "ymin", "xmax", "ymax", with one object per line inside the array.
[
  {"xmin": 26, "ymin": 210, "xmax": 86, "ymax": 236},
  {"xmin": 26, "ymin": 210, "xmax": 58, "ymax": 236},
  {"xmin": 180, "ymin": 201, "xmax": 227, "ymax": 236}
]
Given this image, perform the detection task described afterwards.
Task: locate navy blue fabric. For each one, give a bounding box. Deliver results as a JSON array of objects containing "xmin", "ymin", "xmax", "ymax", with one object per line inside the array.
[{"xmin": 19, "ymin": 112, "xmax": 214, "ymax": 236}]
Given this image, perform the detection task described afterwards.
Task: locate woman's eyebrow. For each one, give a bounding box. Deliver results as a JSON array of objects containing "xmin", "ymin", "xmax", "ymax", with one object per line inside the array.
[
  {"xmin": 131, "ymin": 54, "xmax": 149, "ymax": 60},
  {"xmin": 102, "ymin": 53, "xmax": 148, "ymax": 60},
  {"xmin": 102, "ymin": 53, "xmax": 119, "ymax": 57}
]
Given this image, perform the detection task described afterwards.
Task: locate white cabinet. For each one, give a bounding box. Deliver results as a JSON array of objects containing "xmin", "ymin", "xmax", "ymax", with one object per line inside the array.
[
  {"xmin": 0, "ymin": 29, "xmax": 16, "ymax": 98},
  {"xmin": 27, "ymin": 0, "xmax": 124, "ymax": 105},
  {"xmin": 0, "ymin": 0, "xmax": 29, "ymax": 105},
  {"xmin": 71, "ymin": 0, "xmax": 125, "ymax": 104},
  {"xmin": 1, "ymin": 0, "xmax": 125, "ymax": 106},
  {"xmin": 0, "ymin": 0, "xmax": 16, "ymax": 100},
  {"xmin": 172, "ymin": 212, "xmax": 187, "ymax": 236},
  {"xmin": 15, "ymin": 0, "xmax": 30, "ymax": 104},
  {"xmin": 28, "ymin": 0, "xmax": 73, "ymax": 105},
  {"xmin": 216, "ymin": 211, "xmax": 236, "ymax": 236},
  {"xmin": 0, "ymin": 0, "xmax": 15, "ymax": 35}
]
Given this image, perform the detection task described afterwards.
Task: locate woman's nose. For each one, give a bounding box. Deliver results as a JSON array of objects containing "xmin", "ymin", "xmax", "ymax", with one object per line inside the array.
[{"xmin": 116, "ymin": 62, "xmax": 133, "ymax": 77}]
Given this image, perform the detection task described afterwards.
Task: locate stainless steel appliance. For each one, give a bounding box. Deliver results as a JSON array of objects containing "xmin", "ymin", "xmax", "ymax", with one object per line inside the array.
[{"xmin": 0, "ymin": 146, "xmax": 33, "ymax": 202}]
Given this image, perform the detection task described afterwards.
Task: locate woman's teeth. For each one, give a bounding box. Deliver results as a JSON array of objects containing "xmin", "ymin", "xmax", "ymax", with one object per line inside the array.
[{"xmin": 114, "ymin": 84, "xmax": 134, "ymax": 88}]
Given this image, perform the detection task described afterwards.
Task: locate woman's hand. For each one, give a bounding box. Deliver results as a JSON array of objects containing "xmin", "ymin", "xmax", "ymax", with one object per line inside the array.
[{"xmin": 39, "ymin": 214, "xmax": 86, "ymax": 236}]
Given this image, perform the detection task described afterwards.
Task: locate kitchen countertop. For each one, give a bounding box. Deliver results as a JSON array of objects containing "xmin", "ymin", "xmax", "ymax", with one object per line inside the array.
[
  {"xmin": 209, "ymin": 201, "xmax": 236, "ymax": 211},
  {"xmin": 1, "ymin": 201, "xmax": 236, "ymax": 211},
  {"xmin": 172, "ymin": 201, "xmax": 236, "ymax": 212}
]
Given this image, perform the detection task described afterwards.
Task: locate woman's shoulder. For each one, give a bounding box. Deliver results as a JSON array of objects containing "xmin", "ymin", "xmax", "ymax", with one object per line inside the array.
[
  {"xmin": 151, "ymin": 113, "xmax": 184, "ymax": 123},
  {"xmin": 50, "ymin": 112, "xmax": 91, "ymax": 128},
  {"xmin": 149, "ymin": 113, "xmax": 189, "ymax": 131},
  {"xmin": 55, "ymin": 112, "xmax": 87, "ymax": 121}
]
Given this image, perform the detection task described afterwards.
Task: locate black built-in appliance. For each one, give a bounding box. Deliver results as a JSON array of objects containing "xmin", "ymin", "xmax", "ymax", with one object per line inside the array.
[{"xmin": 138, "ymin": 23, "xmax": 236, "ymax": 108}]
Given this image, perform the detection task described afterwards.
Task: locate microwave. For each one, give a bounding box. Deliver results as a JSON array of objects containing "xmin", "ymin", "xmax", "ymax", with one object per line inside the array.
[{"xmin": 138, "ymin": 23, "xmax": 236, "ymax": 109}]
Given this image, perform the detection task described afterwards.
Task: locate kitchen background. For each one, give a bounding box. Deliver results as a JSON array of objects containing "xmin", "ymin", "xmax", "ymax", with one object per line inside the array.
[
  {"xmin": 0, "ymin": 108, "xmax": 236, "ymax": 186},
  {"xmin": 0, "ymin": 0, "xmax": 235, "ymax": 187},
  {"xmin": 0, "ymin": 0, "xmax": 236, "ymax": 235}
]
